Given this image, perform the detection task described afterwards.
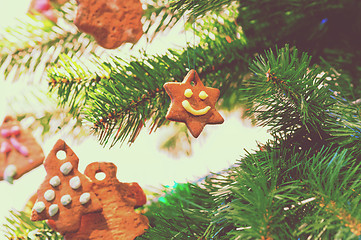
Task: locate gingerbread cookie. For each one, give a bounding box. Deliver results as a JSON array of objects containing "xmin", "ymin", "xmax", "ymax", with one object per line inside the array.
[
  {"xmin": 74, "ymin": 0, "xmax": 143, "ymax": 49},
  {"xmin": 30, "ymin": 139, "xmax": 102, "ymax": 234},
  {"xmin": 163, "ymin": 70, "xmax": 224, "ymax": 138},
  {"xmin": 0, "ymin": 116, "xmax": 44, "ymax": 183},
  {"xmin": 65, "ymin": 162, "xmax": 149, "ymax": 240}
]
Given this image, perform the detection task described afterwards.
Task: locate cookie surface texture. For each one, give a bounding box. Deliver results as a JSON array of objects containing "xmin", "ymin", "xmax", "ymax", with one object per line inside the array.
[
  {"xmin": 30, "ymin": 139, "xmax": 102, "ymax": 234},
  {"xmin": 0, "ymin": 116, "xmax": 44, "ymax": 183},
  {"xmin": 65, "ymin": 162, "xmax": 149, "ymax": 240},
  {"xmin": 163, "ymin": 70, "xmax": 224, "ymax": 138},
  {"xmin": 74, "ymin": 0, "xmax": 143, "ymax": 49}
]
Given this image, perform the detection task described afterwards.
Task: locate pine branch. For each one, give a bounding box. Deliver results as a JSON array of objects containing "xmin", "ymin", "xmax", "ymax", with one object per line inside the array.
[
  {"xmin": 138, "ymin": 140, "xmax": 361, "ymax": 238},
  {"xmin": 170, "ymin": 0, "xmax": 238, "ymax": 19},
  {"xmin": 236, "ymin": 0, "xmax": 361, "ymax": 100},
  {"xmin": 296, "ymin": 148, "xmax": 361, "ymax": 238},
  {"xmin": 323, "ymin": 93, "xmax": 361, "ymax": 157},
  {"xmin": 138, "ymin": 183, "xmax": 217, "ymax": 239},
  {"xmin": 0, "ymin": 0, "xmax": 185, "ymax": 83},
  {"xmin": 210, "ymin": 144, "xmax": 361, "ymax": 238},
  {"xmin": 0, "ymin": 1, "xmax": 102, "ymax": 82},
  {"xmin": 3, "ymin": 210, "xmax": 62, "ymax": 239},
  {"xmin": 7, "ymin": 85, "xmax": 88, "ymax": 142},
  {"xmin": 143, "ymin": 1, "xmax": 183, "ymax": 41},
  {"xmin": 248, "ymin": 45, "xmax": 335, "ymax": 137},
  {"xmin": 246, "ymin": 45, "xmax": 361, "ymax": 158},
  {"xmin": 49, "ymin": 13, "xmax": 249, "ymax": 147}
]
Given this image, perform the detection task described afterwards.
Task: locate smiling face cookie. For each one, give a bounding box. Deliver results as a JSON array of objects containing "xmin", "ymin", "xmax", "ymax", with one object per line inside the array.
[{"xmin": 163, "ymin": 70, "xmax": 224, "ymax": 138}]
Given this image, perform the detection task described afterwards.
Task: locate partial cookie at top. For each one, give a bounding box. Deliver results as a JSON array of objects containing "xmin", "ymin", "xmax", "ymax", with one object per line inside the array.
[
  {"xmin": 74, "ymin": 0, "xmax": 143, "ymax": 49},
  {"xmin": 0, "ymin": 116, "xmax": 44, "ymax": 183}
]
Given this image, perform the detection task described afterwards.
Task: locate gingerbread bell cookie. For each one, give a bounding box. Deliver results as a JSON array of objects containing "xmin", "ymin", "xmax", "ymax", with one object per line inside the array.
[
  {"xmin": 163, "ymin": 70, "xmax": 224, "ymax": 138},
  {"xmin": 30, "ymin": 139, "xmax": 102, "ymax": 234},
  {"xmin": 74, "ymin": 0, "xmax": 143, "ymax": 49},
  {"xmin": 65, "ymin": 162, "xmax": 149, "ymax": 240},
  {"xmin": 0, "ymin": 116, "xmax": 44, "ymax": 183}
]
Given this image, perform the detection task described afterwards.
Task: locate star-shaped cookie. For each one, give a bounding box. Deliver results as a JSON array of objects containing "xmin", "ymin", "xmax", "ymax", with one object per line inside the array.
[{"xmin": 163, "ymin": 70, "xmax": 224, "ymax": 138}]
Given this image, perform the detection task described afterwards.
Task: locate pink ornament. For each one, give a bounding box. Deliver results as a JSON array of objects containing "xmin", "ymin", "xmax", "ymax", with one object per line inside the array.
[
  {"xmin": 1, "ymin": 129, "xmax": 11, "ymax": 138},
  {"xmin": 34, "ymin": 0, "xmax": 51, "ymax": 12},
  {"xmin": 0, "ymin": 142, "xmax": 12, "ymax": 153},
  {"xmin": 10, "ymin": 126, "xmax": 21, "ymax": 136},
  {"xmin": 10, "ymin": 137, "xmax": 29, "ymax": 157}
]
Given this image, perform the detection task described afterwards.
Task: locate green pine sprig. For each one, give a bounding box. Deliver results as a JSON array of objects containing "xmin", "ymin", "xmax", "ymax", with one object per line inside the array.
[
  {"xmin": 3, "ymin": 210, "xmax": 63, "ymax": 239},
  {"xmin": 49, "ymin": 14, "xmax": 250, "ymax": 147}
]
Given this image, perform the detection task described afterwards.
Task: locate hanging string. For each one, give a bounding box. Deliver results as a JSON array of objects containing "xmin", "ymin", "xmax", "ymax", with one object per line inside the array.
[
  {"xmin": 183, "ymin": 0, "xmax": 197, "ymax": 71},
  {"xmin": 192, "ymin": 0, "xmax": 196, "ymax": 70},
  {"xmin": 183, "ymin": 14, "xmax": 191, "ymax": 70}
]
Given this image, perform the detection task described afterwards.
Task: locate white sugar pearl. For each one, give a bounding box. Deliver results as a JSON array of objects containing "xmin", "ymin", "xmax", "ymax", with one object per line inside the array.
[
  {"xmin": 48, "ymin": 204, "xmax": 59, "ymax": 217},
  {"xmin": 61, "ymin": 195, "xmax": 72, "ymax": 206},
  {"xmin": 33, "ymin": 201, "xmax": 46, "ymax": 213},
  {"xmin": 44, "ymin": 190, "xmax": 55, "ymax": 202},
  {"xmin": 4, "ymin": 165, "xmax": 17, "ymax": 183},
  {"xmin": 49, "ymin": 176, "xmax": 61, "ymax": 187},
  {"xmin": 60, "ymin": 162, "xmax": 73, "ymax": 175},
  {"xmin": 69, "ymin": 176, "xmax": 81, "ymax": 190},
  {"xmin": 79, "ymin": 193, "xmax": 91, "ymax": 205}
]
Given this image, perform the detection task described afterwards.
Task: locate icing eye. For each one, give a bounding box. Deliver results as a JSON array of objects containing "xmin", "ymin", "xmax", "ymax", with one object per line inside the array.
[
  {"xmin": 199, "ymin": 91, "xmax": 208, "ymax": 100},
  {"xmin": 184, "ymin": 89, "xmax": 193, "ymax": 98}
]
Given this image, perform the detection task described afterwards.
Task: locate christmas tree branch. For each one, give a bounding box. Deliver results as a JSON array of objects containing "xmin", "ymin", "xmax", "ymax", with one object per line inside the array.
[
  {"xmin": 248, "ymin": 45, "xmax": 334, "ymax": 136},
  {"xmin": 236, "ymin": 0, "xmax": 361, "ymax": 101},
  {"xmin": 3, "ymin": 210, "xmax": 62, "ymax": 239},
  {"xmin": 0, "ymin": 0, "xmax": 186, "ymax": 83},
  {"xmin": 0, "ymin": 1, "xmax": 102, "ymax": 82},
  {"xmin": 50, "ymin": 15, "xmax": 249, "ymax": 147},
  {"xmin": 139, "ymin": 183, "xmax": 217, "ymax": 239},
  {"xmin": 170, "ymin": 0, "xmax": 238, "ymax": 19},
  {"xmin": 247, "ymin": 45, "xmax": 361, "ymax": 158}
]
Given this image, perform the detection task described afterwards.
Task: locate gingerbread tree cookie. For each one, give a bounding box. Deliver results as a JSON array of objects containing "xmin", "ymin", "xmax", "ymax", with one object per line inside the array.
[
  {"xmin": 65, "ymin": 162, "xmax": 149, "ymax": 240},
  {"xmin": 0, "ymin": 116, "xmax": 44, "ymax": 183},
  {"xmin": 163, "ymin": 70, "xmax": 224, "ymax": 138},
  {"xmin": 30, "ymin": 139, "xmax": 102, "ymax": 234},
  {"xmin": 74, "ymin": 0, "xmax": 143, "ymax": 49}
]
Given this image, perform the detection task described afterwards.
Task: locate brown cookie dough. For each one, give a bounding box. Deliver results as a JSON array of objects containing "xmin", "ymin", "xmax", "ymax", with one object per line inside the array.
[
  {"xmin": 0, "ymin": 116, "xmax": 44, "ymax": 183},
  {"xmin": 65, "ymin": 162, "xmax": 149, "ymax": 240},
  {"xmin": 30, "ymin": 139, "xmax": 102, "ymax": 234},
  {"xmin": 74, "ymin": 0, "xmax": 143, "ymax": 49},
  {"xmin": 163, "ymin": 70, "xmax": 224, "ymax": 138}
]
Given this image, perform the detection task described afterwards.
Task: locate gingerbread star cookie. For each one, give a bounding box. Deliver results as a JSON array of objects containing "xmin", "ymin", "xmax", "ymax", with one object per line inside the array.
[
  {"xmin": 74, "ymin": 0, "xmax": 143, "ymax": 49},
  {"xmin": 163, "ymin": 70, "xmax": 224, "ymax": 138},
  {"xmin": 0, "ymin": 116, "xmax": 44, "ymax": 183},
  {"xmin": 31, "ymin": 139, "xmax": 102, "ymax": 234},
  {"xmin": 65, "ymin": 162, "xmax": 149, "ymax": 240}
]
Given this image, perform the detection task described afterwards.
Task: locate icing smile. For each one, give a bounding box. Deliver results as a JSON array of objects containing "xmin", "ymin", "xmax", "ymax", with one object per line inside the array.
[{"xmin": 182, "ymin": 100, "xmax": 211, "ymax": 116}]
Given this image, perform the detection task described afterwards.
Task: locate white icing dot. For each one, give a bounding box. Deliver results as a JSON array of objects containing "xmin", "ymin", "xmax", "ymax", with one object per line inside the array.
[
  {"xmin": 60, "ymin": 162, "xmax": 73, "ymax": 175},
  {"xmin": 61, "ymin": 195, "xmax": 72, "ymax": 206},
  {"xmin": 33, "ymin": 201, "xmax": 46, "ymax": 213},
  {"xmin": 69, "ymin": 176, "xmax": 81, "ymax": 189},
  {"xmin": 48, "ymin": 204, "xmax": 59, "ymax": 217},
  {"xmin": 49, "ymin": 176, "xmax": 61, "ymax": 187},
  {"xmin": 4, "ymin": 165, "xmax": 17, "ymax": 183},
  {"xmin": 44, "ymin": 190, "xmax": 55, "ymax": 202},
  {"xmin": 79, "ymin": 192, "xmax": 91, "ymax": 205}
]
